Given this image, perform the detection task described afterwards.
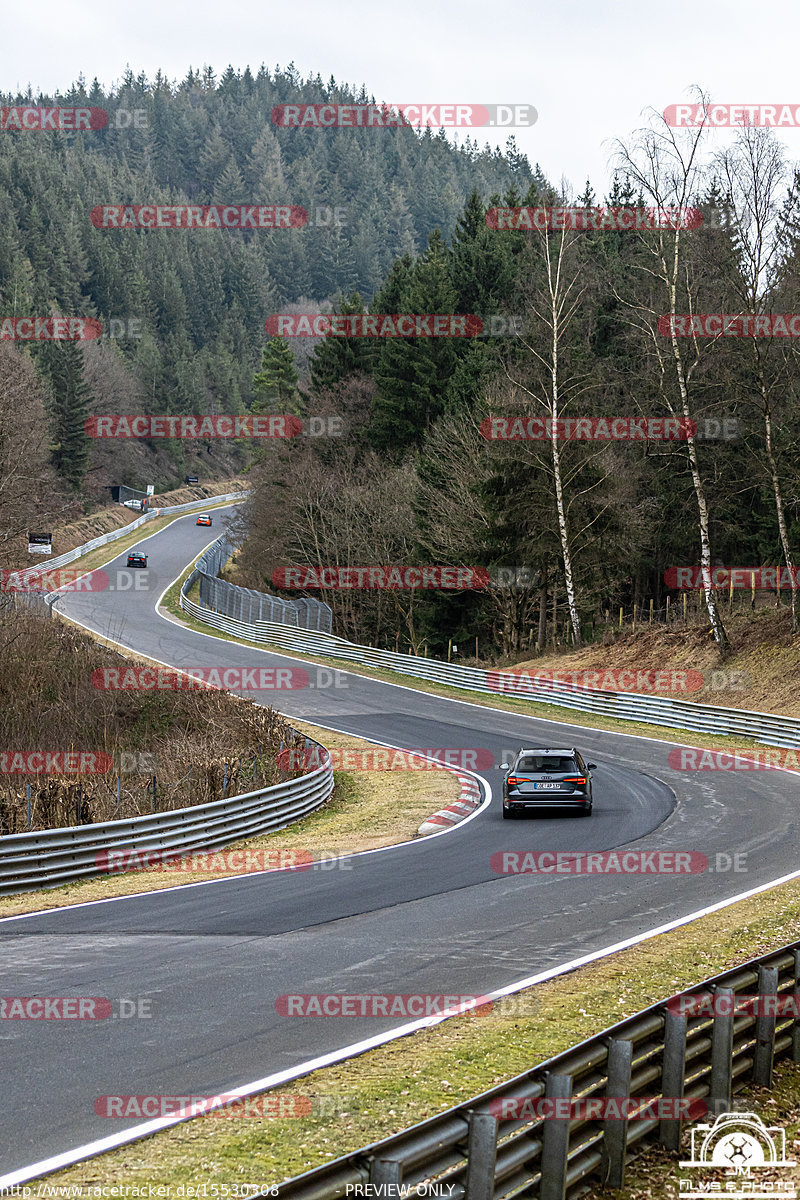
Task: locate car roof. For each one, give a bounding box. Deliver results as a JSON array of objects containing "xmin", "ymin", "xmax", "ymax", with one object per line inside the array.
[{"xmin": 516, "ymin": 747, "xmax": 577, "ymax": 757}]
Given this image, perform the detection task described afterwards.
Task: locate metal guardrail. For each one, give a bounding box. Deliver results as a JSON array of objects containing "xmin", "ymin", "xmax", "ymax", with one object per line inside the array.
[
  {"xmin": 17, "ymin": 491, "xmax": 246, "ymax": 580},
  {"xmin": 0, "ymin": 495, "xmax": 339, "ymax": 894},
  {"xmin": 0, "ymin": 590, "xmax": 53, "ymax": 618},
  {"xmin": 180, "ymin": 581, "xmax": 800, "ymax": 750},
  {"xmin": 275, "ymin": 942, "xmax": 800, "ymax": 1198},
  {"xmin": 0, "ymin": 741, "xmax": 333, "ymax": 895}
]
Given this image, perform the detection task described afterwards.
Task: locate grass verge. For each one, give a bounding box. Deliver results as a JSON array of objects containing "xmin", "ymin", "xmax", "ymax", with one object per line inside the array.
[
  {"xmin": 36, "ymin": 873, "xmax": 800, "ymax": 1191},
  {"xmin": 0, "ymin": 718, "xmax": 457, "ymax": 918},
  {"xmin": 160, "ymin": 590, "xmax": 777, "ymax": 756}
]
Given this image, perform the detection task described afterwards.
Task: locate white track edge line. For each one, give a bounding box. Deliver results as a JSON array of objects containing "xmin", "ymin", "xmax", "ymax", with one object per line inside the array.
[{"xmin": 5, "ymin": 863, "xmax": 800, "ymax": 1186}]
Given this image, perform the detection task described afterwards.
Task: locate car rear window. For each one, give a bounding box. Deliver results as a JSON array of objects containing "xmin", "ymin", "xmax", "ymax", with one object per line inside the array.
[{"xmin": 517, "ymin": 756, "xmax": 578, "ymax": 773}]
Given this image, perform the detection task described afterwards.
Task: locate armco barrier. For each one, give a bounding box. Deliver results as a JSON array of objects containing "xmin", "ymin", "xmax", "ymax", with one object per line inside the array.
[
  {"xmin": 25, "ymin": 490, "xmax": 246, "ymax": 584},
  {"xmin": 180, "ymin": 555, "xmax": 800, "ymax": 750},
  {"xmin": 0, "ymin": 742, "xmax": 333, "ymax": 895},
  {"xmin": 275, "ymin": 943, "xmax": 800, "ymax": 1198}
]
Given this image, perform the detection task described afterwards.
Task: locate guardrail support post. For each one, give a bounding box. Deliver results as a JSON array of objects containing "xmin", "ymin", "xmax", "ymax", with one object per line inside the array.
[
  {"xmin": 753, "ymin": 965, "xmax": 778, "ymax": 1086},
  {"xmin": 710, "ymin": 987, "xmax": 734, "ymax": 1114},
  {"xmin": 369, "ymin": 1156, "xmax": 401, "ymax": 1194},
  {"xmin": 793, "ymin": 951, "xmax": 800, "ymax": 1063},
  {"xmin": 602, "ymin": 1039, "xmax": 632, "ymax": 1188},
  {"xmin": 465, "ymin": 1110, "xmax": 498, "ymax": 1200},
  {"xmin": 660, "ymin": 1008, "xmax": 687, "ymax": 1151},
  {"xmin": 540, "ymin": 1073, "xmax": 572, "ymax": 1200}
]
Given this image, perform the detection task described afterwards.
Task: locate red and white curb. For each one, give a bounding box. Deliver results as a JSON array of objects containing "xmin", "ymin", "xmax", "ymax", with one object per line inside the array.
[{"xmin": 417, "ymin": 773, "xmax": 483, "ymax": 835}]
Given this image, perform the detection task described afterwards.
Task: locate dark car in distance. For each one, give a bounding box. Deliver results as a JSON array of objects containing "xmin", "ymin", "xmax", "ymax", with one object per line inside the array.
[
  {"xmin": 126, "ymin": 551, "xmax": 148, "ymax": 568},
  {"xmin": 500, "ymin": 747, "xmax": 596, "ymax": 818}
]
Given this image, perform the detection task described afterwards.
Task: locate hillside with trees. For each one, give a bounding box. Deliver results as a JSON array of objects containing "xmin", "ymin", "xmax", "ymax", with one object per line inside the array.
[
  {"xmin": 0, "ymin": 65, "xmax": 532, "ymax": 512},
  {"xmin": 2, "ymin": 74, "xmax": 800, "ymax": 663},
  {"xmin": 238, "ymin": 113, "xmax": 800, "ymax": 661}
]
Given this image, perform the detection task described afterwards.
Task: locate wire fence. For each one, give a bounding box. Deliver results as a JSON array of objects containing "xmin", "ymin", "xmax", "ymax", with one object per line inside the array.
[
  {"xmin": 193, "ymin": 536, "xmax": 333, "ymax": 632},
  {"xmin": 0, "ymin": 737, "xmax": 334, "ymax": 895},
  {"xmin": 0, "ymin": 736, "xmax": 315, "ymax": 837}
]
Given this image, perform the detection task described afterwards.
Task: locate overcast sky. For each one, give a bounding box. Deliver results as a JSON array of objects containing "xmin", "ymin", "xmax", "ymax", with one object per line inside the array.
[{"xmin": 3, "ymin": 0, "xmax": 800, "ymax": 192}]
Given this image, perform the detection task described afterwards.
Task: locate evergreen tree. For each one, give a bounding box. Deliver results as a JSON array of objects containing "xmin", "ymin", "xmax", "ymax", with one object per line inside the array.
[
  {"xmin": 370, "ymin": 231, "xmax": 460, "ymax": 454},
  {"xmin": 253, "ymin": 338, "xmax": 299, "ymax": 412},
  {"xmin": 309, "ymin": 292, "xmax": 377, "ymax": 392},
  {"xmin": 38, "ymin": 340, "xmax": 91, "ymax": 490}
]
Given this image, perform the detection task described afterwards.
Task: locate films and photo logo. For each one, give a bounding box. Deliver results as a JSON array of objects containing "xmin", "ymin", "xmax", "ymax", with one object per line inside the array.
[{"xmin": 678, "ymin": 1111, "xmax": 796, "ymax": 1197}]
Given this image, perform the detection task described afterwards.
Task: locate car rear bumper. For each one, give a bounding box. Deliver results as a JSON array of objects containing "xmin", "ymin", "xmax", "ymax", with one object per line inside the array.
[{"xmin": 504, "ymin": 796, "xmax": 591, "ymax": 808}]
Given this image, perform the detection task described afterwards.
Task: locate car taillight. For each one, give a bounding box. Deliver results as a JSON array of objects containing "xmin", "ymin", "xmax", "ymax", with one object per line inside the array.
[
  {"xmin": 563, "ymin": 776, "xmax": 587, "ymax": 785},
  {"xmin": 506, "ymin": 776, "xmax": 525, "ymax": 785}
]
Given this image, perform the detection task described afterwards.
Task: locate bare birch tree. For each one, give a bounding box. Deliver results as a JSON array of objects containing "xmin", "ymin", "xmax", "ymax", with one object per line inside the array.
[
  {"xmin": 715, "ymin": 126, "xmax": 799, "ymax": 633},
  {"xmin": 613, "ymin": 97, "xmax": 731, "ymax": 658},
  {"xmin": 500, "ymin": 208, "xmax": 614, "ymax": 648}
]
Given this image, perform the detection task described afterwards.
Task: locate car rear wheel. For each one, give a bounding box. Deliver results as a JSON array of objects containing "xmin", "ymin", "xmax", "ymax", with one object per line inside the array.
[
  {"xmin": 578, "ymin": 805, "xmax": 593, "ymax": 817},
  {"xmin": 502, "ymin": 806, "xmax": 517, "ymax": 819}
]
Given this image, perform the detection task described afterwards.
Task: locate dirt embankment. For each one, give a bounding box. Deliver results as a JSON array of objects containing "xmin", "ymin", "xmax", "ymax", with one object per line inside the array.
[
  {"xmin": 507, "ymin": 608, "xmax": 800, "ymax": 718},
  {"xmin": 39, "ymin": 479, "xmax": 246, "ymax": 561},
  {"xmin": 0, "ymin": 603, "xmax": 297, "ymax": 835}
]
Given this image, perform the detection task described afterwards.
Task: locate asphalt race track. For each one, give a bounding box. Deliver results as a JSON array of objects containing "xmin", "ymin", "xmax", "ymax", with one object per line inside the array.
[{"xmin": 2, "ymin": 505, "xmax": 798, "ymax": 1175}]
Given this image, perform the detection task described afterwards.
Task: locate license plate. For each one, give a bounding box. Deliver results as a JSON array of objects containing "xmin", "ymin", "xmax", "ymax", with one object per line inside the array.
[{"xmin": 532, "ymin": 782, "xmax": 561, "ymax": 790}]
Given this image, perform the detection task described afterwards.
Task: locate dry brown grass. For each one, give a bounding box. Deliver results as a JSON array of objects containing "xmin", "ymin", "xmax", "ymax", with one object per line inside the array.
[
  {"xmin": 0, "ymin": 607, "xmax": 300, "ymax": 834},
  {"xmin": 509, "ymin": 607, "xmax": 800, "ymax": 717},
  {"xmin": 0, "ymin": 716, "xmax": 457, "ymax": 914}
]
